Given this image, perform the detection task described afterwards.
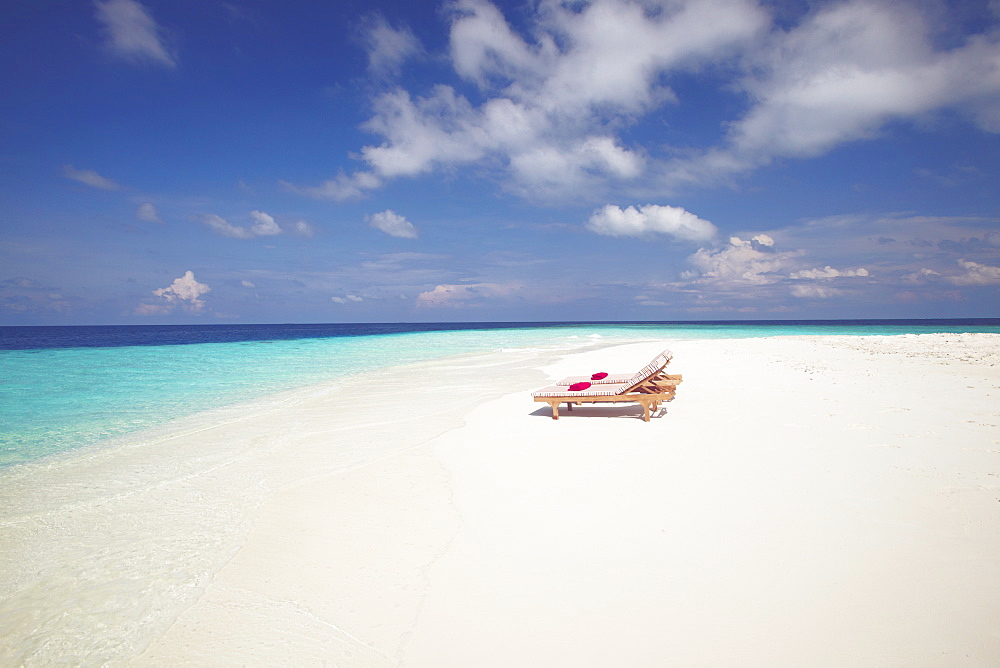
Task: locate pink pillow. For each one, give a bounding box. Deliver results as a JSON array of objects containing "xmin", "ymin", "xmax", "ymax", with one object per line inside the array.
[
  {"xmin": 591, "ymin": 372, "xmax": 608, "ymax": 380},
  {"xmin": 568, "ymin": 382, "xmax": 591, "ymax": 391}
]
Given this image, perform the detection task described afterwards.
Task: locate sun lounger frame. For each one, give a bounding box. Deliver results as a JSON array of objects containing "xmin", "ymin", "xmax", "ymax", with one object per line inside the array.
[{"xmin": 532, "ymin": 351, "xmax": 682, "ymax": 421}]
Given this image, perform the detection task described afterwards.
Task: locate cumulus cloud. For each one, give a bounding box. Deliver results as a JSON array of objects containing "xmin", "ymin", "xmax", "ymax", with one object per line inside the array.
[
  {"xmin": 290, "ymin": 0, "xmax": 766, "ymax": 201},
  {"xmin": 685, "ymin": 234, "xmax": 876, "ymax": 299},
  {"xmin": 586, "ymin": 204, "xmax": 717, "ymax": 242},
  {"xmin": 136, "ymin": 202, "xmax": 160, "ymax": 222},
  {"xmin": 674, "ymin": 0, "xmax": 1000, "ymax": 185},
  {"xmin": 63, "ymin": 165, "xmax": 122, "ymax": 190},
  {"xmin": 136, "ymin": 271, "xmax": 210, "ymax": 315},
  {"xmin": 366, "ymin": 209, "xmax": 418, "ymax": 238},
  {"xmin": 201, "ymin": 210, "xmax": 285, "ymax": 239},
  {"xmin": 288, "ymin": 0, "xmax": 1000, "ymax": 201},
  {"xmin": 686, "ymin": 234, "xmax": 799, "ymax": 286},
  {"xmin": 416, "ymin": 282, "xmax": 519, "ymax": 307},
  {"xmin": 94, "ymin": 0, "xmax": 176, "ymax": 67},
  {"xmin": 248, "ymin": 210, "xmax": 281, "ymax": 236},
  {"xmin": 947, "ymin": 259, "xmax": 1000, "ymax": 286}
]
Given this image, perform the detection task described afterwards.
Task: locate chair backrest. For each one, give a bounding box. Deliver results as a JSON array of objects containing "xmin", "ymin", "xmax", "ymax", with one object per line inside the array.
[{"xmin": 622, "ymin": 350, "xmax": 672, "ymax": 391}]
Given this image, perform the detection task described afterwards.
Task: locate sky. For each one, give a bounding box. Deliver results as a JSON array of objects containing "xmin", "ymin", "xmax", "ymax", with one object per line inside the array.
[{"xmin": 1, "ymin": 0, "xmax": 999, "ymax": 325}]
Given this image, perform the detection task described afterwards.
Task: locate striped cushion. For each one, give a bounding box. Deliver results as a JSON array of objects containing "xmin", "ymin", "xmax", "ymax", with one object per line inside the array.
[
  {"xmin": 555, "ymin": 350, "xmax": 673, "ymax": 386},
  {"xmin": 542, "ymin": 350, "xmax": 674, "ymax": 394},
  {"xmin": 556, "ymin": 373, "xmax": 633, "ymax": 385},
  {"xmin": 532, "ymin": 382, "xmax": 628, "ymax": 397}
]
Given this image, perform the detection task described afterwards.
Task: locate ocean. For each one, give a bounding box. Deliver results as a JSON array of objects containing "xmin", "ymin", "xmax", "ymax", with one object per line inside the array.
[{"xmin": 2, "ymin": 320, "xmax": 998, "ymax": 469}]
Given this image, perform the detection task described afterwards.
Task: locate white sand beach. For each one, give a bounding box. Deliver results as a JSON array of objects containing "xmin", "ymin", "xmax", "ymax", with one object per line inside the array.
[{"xmin": 3, "ymin": 335, "xmax": 1000, "ymax": 666}]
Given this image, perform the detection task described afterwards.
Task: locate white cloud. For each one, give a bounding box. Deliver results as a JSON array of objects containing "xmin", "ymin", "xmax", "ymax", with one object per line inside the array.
[
  {"xmin": 241, "ymin": 280, "xmax": 255, "ymax": 288},
  {"xmin": 586, "ymin": 204, "xmax": 717, "ymax": 242},
  {"xmin": 359, "ymin": 87, "xmax": 486, "ymax": 179},
  {"xmin": 282, "ymin": 171, "xmax": 382, "ymax": 202},
  {"xmin": 366, "ymin": 209, "xmax": 418, "ymax": 238},
  {"xmin": 293, "ymin": 0, "xmax": 766, "ymax": 202},
  {"xmin": 294, "ymin": 0, "xmax": 1000, "ymax": 202},
  {"xmin": 63, "ymin": 165, "xmax": 122, "ymax": 190},
  {"xmin": 331, "ymin": 294, "xmax": 364, "ymax": 304},
  {"xmin": 448, "ymin": 0, "xmax": 766, "ymax": 116},
  {"xmin": 94, "ymin": 0, "xmax": 175, "ymax": 68},
  {"xmin": 416, "ymin": 282, "xmax": 519, "ymax": 307},
  {"xmin": 673, "ymin": 0, "xmax": 1000, "ymax": 185},
  {"xmin": 364, "ymin": 15, "xmax": 422, "ymax": 76},
  {"xmin": 905, "ymin": 268, "xmax": 941, "ymax": 283},
  {"xmin": 201, "ymin": 211, "xmax": 284, "ymax": 239},
  {"xmin": 947, "ymin": 259, "xmax": 1000, "ymax": 286},
  {"xmin": 790, "ymin": 284, "xmax": 842, "ymax": 299},
  {"xmin": 136, "ymin": 271, "xmax": 210, "ymax": 315},
  {"xmin": 684, "ymin": 234, "xmax": 873, "ymax": 299},
  {"xmin": 248, "ymin": 210, "xmax": 281, "ymax": 236},
  {"xmin": 790, "ymin": 266, "xmax": 869, "ymax": 280},
  {"xmin": 136, "ymin": 202, "xmax": 160, "ymax": 222},
  {"xmin": 202, "ymin": 214, "xmax": 253, "ymax": 239},
  {"xmin": 687, "ymin": 235, "xmax": 800, "ymax": 286}
]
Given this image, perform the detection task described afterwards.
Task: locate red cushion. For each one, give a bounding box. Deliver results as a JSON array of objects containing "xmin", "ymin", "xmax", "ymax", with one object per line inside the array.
[
  {"xmin": 568, "ymin": 382, "xmax": 591, "ymax": 391},
  {"xmin": 591, "ymin": 372, "xmax": 608, "ymax": 380}
]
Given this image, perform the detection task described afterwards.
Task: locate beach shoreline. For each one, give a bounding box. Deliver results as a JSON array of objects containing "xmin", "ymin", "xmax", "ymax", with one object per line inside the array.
[{"xmin": 3, "ymin": 334, "xmax": 999, "ymax": 665}]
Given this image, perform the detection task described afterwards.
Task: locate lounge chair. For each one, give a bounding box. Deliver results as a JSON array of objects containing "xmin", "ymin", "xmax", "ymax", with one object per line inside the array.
[{"xmin": 532, "ymin": 350, "xmax": 682, "ymax": 421}]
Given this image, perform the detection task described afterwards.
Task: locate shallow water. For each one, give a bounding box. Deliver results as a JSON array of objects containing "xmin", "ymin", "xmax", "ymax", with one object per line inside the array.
[
  {"xmin": 0, "ymin": 345, "xmax": 566, "ymax": 665},
  {"xmin": 3, "ymin": 320, "xmax": 997, "ymax": 469}
]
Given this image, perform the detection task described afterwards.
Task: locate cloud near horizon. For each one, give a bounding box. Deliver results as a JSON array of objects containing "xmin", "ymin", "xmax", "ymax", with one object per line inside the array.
[
  {"xmin": 135, "ymin": 271, "xmax": 210, "ymax": 315},
  {"xmin": 416, "ymin": 282, "xmax": 520, "ymax": 307},
  {"xmin": 287, "ymin": 0, "xmax": 1000, "ymax": 203},
  {"xmin": 946, "ymin": 259, "xmax": 1000, "ymax": 286},
  {"xmin": 679, "ymin": 234, "xmax": 872, "ymax": 301}
]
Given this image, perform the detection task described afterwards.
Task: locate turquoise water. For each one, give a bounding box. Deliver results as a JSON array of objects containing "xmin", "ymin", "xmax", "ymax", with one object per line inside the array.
[{"xmin": 2, "ymin": 321, "xmax": 998, "ymax": 468}]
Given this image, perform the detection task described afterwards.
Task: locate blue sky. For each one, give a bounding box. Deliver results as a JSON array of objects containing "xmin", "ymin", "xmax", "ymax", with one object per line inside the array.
[{"xmin": 2, "ymin": 0, "xmax": 999, "ymax": 324}]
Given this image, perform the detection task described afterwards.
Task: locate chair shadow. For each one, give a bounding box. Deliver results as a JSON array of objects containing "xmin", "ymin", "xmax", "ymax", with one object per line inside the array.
[{"xmin": 529, "ymin": 404, "xmax": 669, "ymax": 420}]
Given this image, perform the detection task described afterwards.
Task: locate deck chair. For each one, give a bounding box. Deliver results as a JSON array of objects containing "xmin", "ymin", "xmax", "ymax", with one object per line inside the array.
[{"xmin": 532, "ymin": 350, "xmax": 682, "ymax": 421}]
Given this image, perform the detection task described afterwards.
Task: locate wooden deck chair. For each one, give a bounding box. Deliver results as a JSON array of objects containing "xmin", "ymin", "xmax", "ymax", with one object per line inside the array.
[{"xmin": 532, "ymin": 350, "xmax": 682, "ymax": 421}]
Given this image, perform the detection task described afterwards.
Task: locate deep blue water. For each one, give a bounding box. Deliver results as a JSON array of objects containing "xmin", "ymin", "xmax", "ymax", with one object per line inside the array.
[
  {"xmin": 2, "ymin": 319, "xmax": 998, "ymax": 350},
  {"xmin": 1, "ymin": 320, "xmax": 997, "ymax": 468}
]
